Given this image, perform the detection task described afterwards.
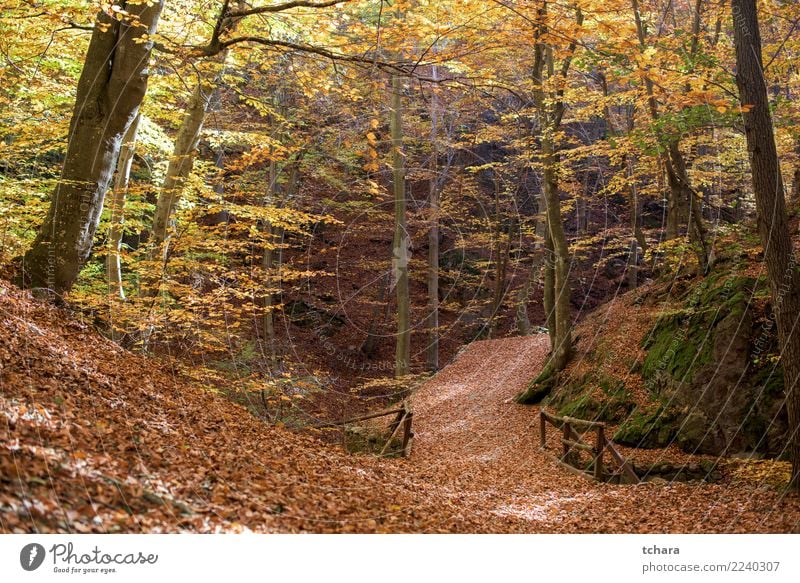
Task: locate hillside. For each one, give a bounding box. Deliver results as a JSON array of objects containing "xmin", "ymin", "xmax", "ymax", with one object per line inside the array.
[{"xmin": 0, "ymin": 279, "xmax": 445, "ymax": 533}]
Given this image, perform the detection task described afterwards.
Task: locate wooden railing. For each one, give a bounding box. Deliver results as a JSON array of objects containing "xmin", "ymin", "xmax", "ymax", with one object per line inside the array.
[
  {"xmin": 539, "ymin": 410, "xmax": 639, "ymax": 484},
  {"xmin": 318, "ymin": 400, "xmax": 414, "ymax": 457},
  {"xmin": 382, "ymin": 400, "xmax": 414, "ymax": 457}
]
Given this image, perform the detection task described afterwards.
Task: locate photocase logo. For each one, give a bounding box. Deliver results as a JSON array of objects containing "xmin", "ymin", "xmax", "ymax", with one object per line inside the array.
[{"xmin": 20, "ymin": 543, "xmax": 46, "ymax": 571}]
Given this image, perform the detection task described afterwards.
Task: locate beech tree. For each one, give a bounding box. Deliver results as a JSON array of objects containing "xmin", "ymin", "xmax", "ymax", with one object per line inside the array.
[
  {"xmin": 731, "ymin": 0, "xmax": 800, "ymax": 491},
  {"xmin": 21, "ymin": 1, "xmax": 165, "ymax": 294},
  {"xmin": 391, "ymin": 73, "xmax": 411, "ymax": 378},
  {"xmin": 516, "ymin": 1, "xmax": 583, "ymax": 403},
  {"xmin": 106, "ymin": 113, "xmax": 142, "ymax": 300},
  {"xmin": 631, "ymin": 0, "xmax": 711, "ymax": 273}
]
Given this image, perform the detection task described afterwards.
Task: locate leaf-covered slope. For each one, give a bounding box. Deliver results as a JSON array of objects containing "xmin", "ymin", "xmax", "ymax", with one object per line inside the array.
[{"xmin": 0, "ymin": 280, "xmax": 453, "ymax": 533}]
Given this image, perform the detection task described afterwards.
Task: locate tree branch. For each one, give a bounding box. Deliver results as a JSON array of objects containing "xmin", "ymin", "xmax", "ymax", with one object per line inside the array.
[
  {"xmin": 212, "ymin": 36, "xmax": 413, "ymax": 75},
  {"xmin": 227, "ymin": 0, "xmax": 350, "ymax": 19}
]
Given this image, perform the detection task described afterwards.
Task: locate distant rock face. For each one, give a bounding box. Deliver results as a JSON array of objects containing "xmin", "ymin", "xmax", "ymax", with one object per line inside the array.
[{"xmin": 548, "ymin": 270, "xmax": 788, "ymax": 457}]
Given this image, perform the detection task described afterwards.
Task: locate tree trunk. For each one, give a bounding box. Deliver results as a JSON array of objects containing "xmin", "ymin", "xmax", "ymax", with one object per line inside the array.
[
  {"xmin": 21, "ymin": 2, "xmax": 164, "ymax": 294},
  {"xmin": 632, "ymin": 0, "xmax": 710, "ymax": 271},
  {"xmin": 663, "ymin": 145, "xmax": 689, "ymax": 240},
  {"xmin": 599, "ymin": 70, "xmax": 645, "ymax": 286},
  {"xmin": 576, "ymin": 195, "xmax": 587, "ymax": 235},
  {"xmin": 516, "ymin": 186, "xmax": 548, "ymax": 336},
  {"xmin": 150, "ymin": 2, "xmax": 245, "ymax": 256},
  {"xmin": 262, "ymin": 159, "xmax": 279, "ymax": 364},
  {"xmin": 515, "ymin": 260, "xmax": 537, "ymax": 335},
  {"xmin": 542, "ymin": 140, "xmax": 572, "ymax": 373},
  {"xmin": 489, "ymin": 219, "xmax": 512, "ymax": 339},
  {"xmin": 732, "ymin": 0, "xmax": 800, "ymax": 491},
  {"xmin": 516, "ymin": 4, "xmax": 582, "ymax": 403},
  {"xmin": 792, "ymin": 139, "xmax": 800, "ymax": 203},
  {"xmin": 543, "ymin": 226, "xmax": 556, "ymax": 347},
  {"xmin": 391, "ymin": 74, "xmax": 410, "ymax": 378},
  {"xmin": 425, "ymin": 65, "xmax": 441, "ymax": 372},
  {"xmin": 628, "ymin": 172, "xmax": 646, "ymax": 288},
  {"xmin": 150, "ymin": 79, "xmax": 218, "ymax": 255},
  {"xmin": 106, "ymin": 113, "xmax": 141, "ymax": 301}
]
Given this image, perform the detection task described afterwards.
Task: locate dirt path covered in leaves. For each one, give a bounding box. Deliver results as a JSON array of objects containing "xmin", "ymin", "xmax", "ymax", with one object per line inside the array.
[
  {"xmin": 403, "ymin": 335, "xmax": 800, "ymax": 533},
  {"xmin": 1, "ymin": 282, "xmax": 799, "ymax": 533}
]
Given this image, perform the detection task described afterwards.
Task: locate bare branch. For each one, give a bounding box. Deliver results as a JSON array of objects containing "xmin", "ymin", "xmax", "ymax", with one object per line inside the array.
[
  {"xmin": 214, "ymin": 35, "xmax": 413, "ymax": 75},
  {"xmin": 227, "ymin": 0, "xmax": 350, "ymax": 19}
]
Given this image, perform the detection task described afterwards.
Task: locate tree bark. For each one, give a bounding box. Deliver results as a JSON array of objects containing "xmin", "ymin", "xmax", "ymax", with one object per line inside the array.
[
  {"xmin": 391, "ymin": 74, "xmax": 410, "ymax": 378},
  {"xmin": 489, "ymin": 216, "xmax": 513, "ymax": 339},
  {"xmin": 543, "ymin": 226, "xmax": 556, "ymax": 346},
  {"xmin": 542, "ymin": 138, "xmax": 572, "ymax": 372},
  {"xmin": 515, "ymin": 260, "xmax": 536, "ymax": 335},
  {"xmin": 106, "ymin": 113, "xmax": 141, "ymax": 301},
  {"xmin": 732, "ymin": 0, "xmax": 800, "ymax": 491},
  {"xmin": 517, "ymin": 177, "xmax": 549, "ymax": 336},
  {"xmin": 150, "ymin": 79, "xmax": 219, "ymax": 255},
  {"xmin": 426, "ymin": 66, "xmax": 441, "ymax": 372},
  {"xmin": 21, "ymin": 2, "xmax": 164, "ymax": 294}
]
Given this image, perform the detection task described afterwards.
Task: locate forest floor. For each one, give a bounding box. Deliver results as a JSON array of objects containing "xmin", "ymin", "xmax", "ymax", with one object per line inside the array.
[
  {"xmin": 2, "ymin": 281, "xmax": 800, "ymax": 533},
  {"xmin": 406, "ymin": 335, "xmax": 800, "ymax": 532}
]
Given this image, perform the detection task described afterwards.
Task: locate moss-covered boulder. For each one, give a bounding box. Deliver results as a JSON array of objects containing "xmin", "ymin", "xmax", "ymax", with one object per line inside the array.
[
  {"xmin": 614, "ymin": 404, "xmax": 679, "ymax": 448},
  {"xmin": 542, "ymin": 266, "xmax": 788, "ymax": 457},
  {"xmin": 639, "ymin": 274, "xmax": 787, "ymax": 455}
]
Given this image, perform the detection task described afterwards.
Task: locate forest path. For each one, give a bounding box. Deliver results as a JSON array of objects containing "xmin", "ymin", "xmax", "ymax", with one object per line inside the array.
[
  {"xmin": 401, "ymin": 335, "xmax": 798, "ymax": 533},
  {"xmin": 406, "ymin": 334, "xmax": 592, "ymax": 531}
]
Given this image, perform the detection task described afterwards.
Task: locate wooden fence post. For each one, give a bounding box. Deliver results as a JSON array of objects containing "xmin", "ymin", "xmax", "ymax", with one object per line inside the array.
[
  {"xmin": 562, "ymin": 420, "xmax": 572, "ymax": 463},
  {"xmin": 402, "ymin": 412, "xmax": 414, "ymax": 457},
  {"xmin": 594, "ymin": 425, "xmax": 605, "ymax": 481}
]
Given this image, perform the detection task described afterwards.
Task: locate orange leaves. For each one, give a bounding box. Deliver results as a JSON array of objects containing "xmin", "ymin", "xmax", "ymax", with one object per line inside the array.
[
  {"xmin": 362, "ymin": 119, "xmax": 382, "ymax": 173},
  {"xmin": 227, "ymin": 140, "xmax": 292, "ymax": 172}
]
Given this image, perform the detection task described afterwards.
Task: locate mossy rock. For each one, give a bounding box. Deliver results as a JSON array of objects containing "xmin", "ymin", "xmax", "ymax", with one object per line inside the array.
[
  {"xmin": 557, "ymin": 392, "xmax": 601, "ymax": 419},
  {"xmin": 674, "ymin": 411, "xmax": 723, "ymax": 453},
  {"xmin": 641, "ymin": 311, "xmax": 713, "ymax": 385},
  {"xmin": 641, "ymin": 275, "xmax": 755, "ymax": 387},
  {"xmin": 749, "ymin": 358, "xmax": 784, "ymax": 397},
  {"xmin": 614, "ymin": 405, "xmax": 679, "ymax": 448}
]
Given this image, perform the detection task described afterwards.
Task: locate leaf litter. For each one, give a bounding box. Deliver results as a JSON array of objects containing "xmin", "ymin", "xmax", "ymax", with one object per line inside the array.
[{"xmin": 1, "ymin": 281, "xmax": 799, "ymax": 533}]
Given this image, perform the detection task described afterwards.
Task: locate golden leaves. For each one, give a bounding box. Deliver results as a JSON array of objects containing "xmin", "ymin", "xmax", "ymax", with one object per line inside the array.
[{"xmin": 363, "ymin": 120, "xmax": 381, "ymax": 173}]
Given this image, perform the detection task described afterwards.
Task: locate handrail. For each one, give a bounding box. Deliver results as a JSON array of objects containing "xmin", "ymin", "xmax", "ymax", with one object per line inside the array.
[
  {"xmin": 539, "ymin": 409, "xmax": 639, "ymax": 484},
  {"xmin": 321, "ymin": 400, "xmax": 414, "ymax": 458}
]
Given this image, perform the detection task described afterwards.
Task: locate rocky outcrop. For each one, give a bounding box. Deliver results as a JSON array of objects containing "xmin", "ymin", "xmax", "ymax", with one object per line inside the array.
[{"xmin": 547, "ymin": 268, "xmax": 788, "ymax": 457}]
